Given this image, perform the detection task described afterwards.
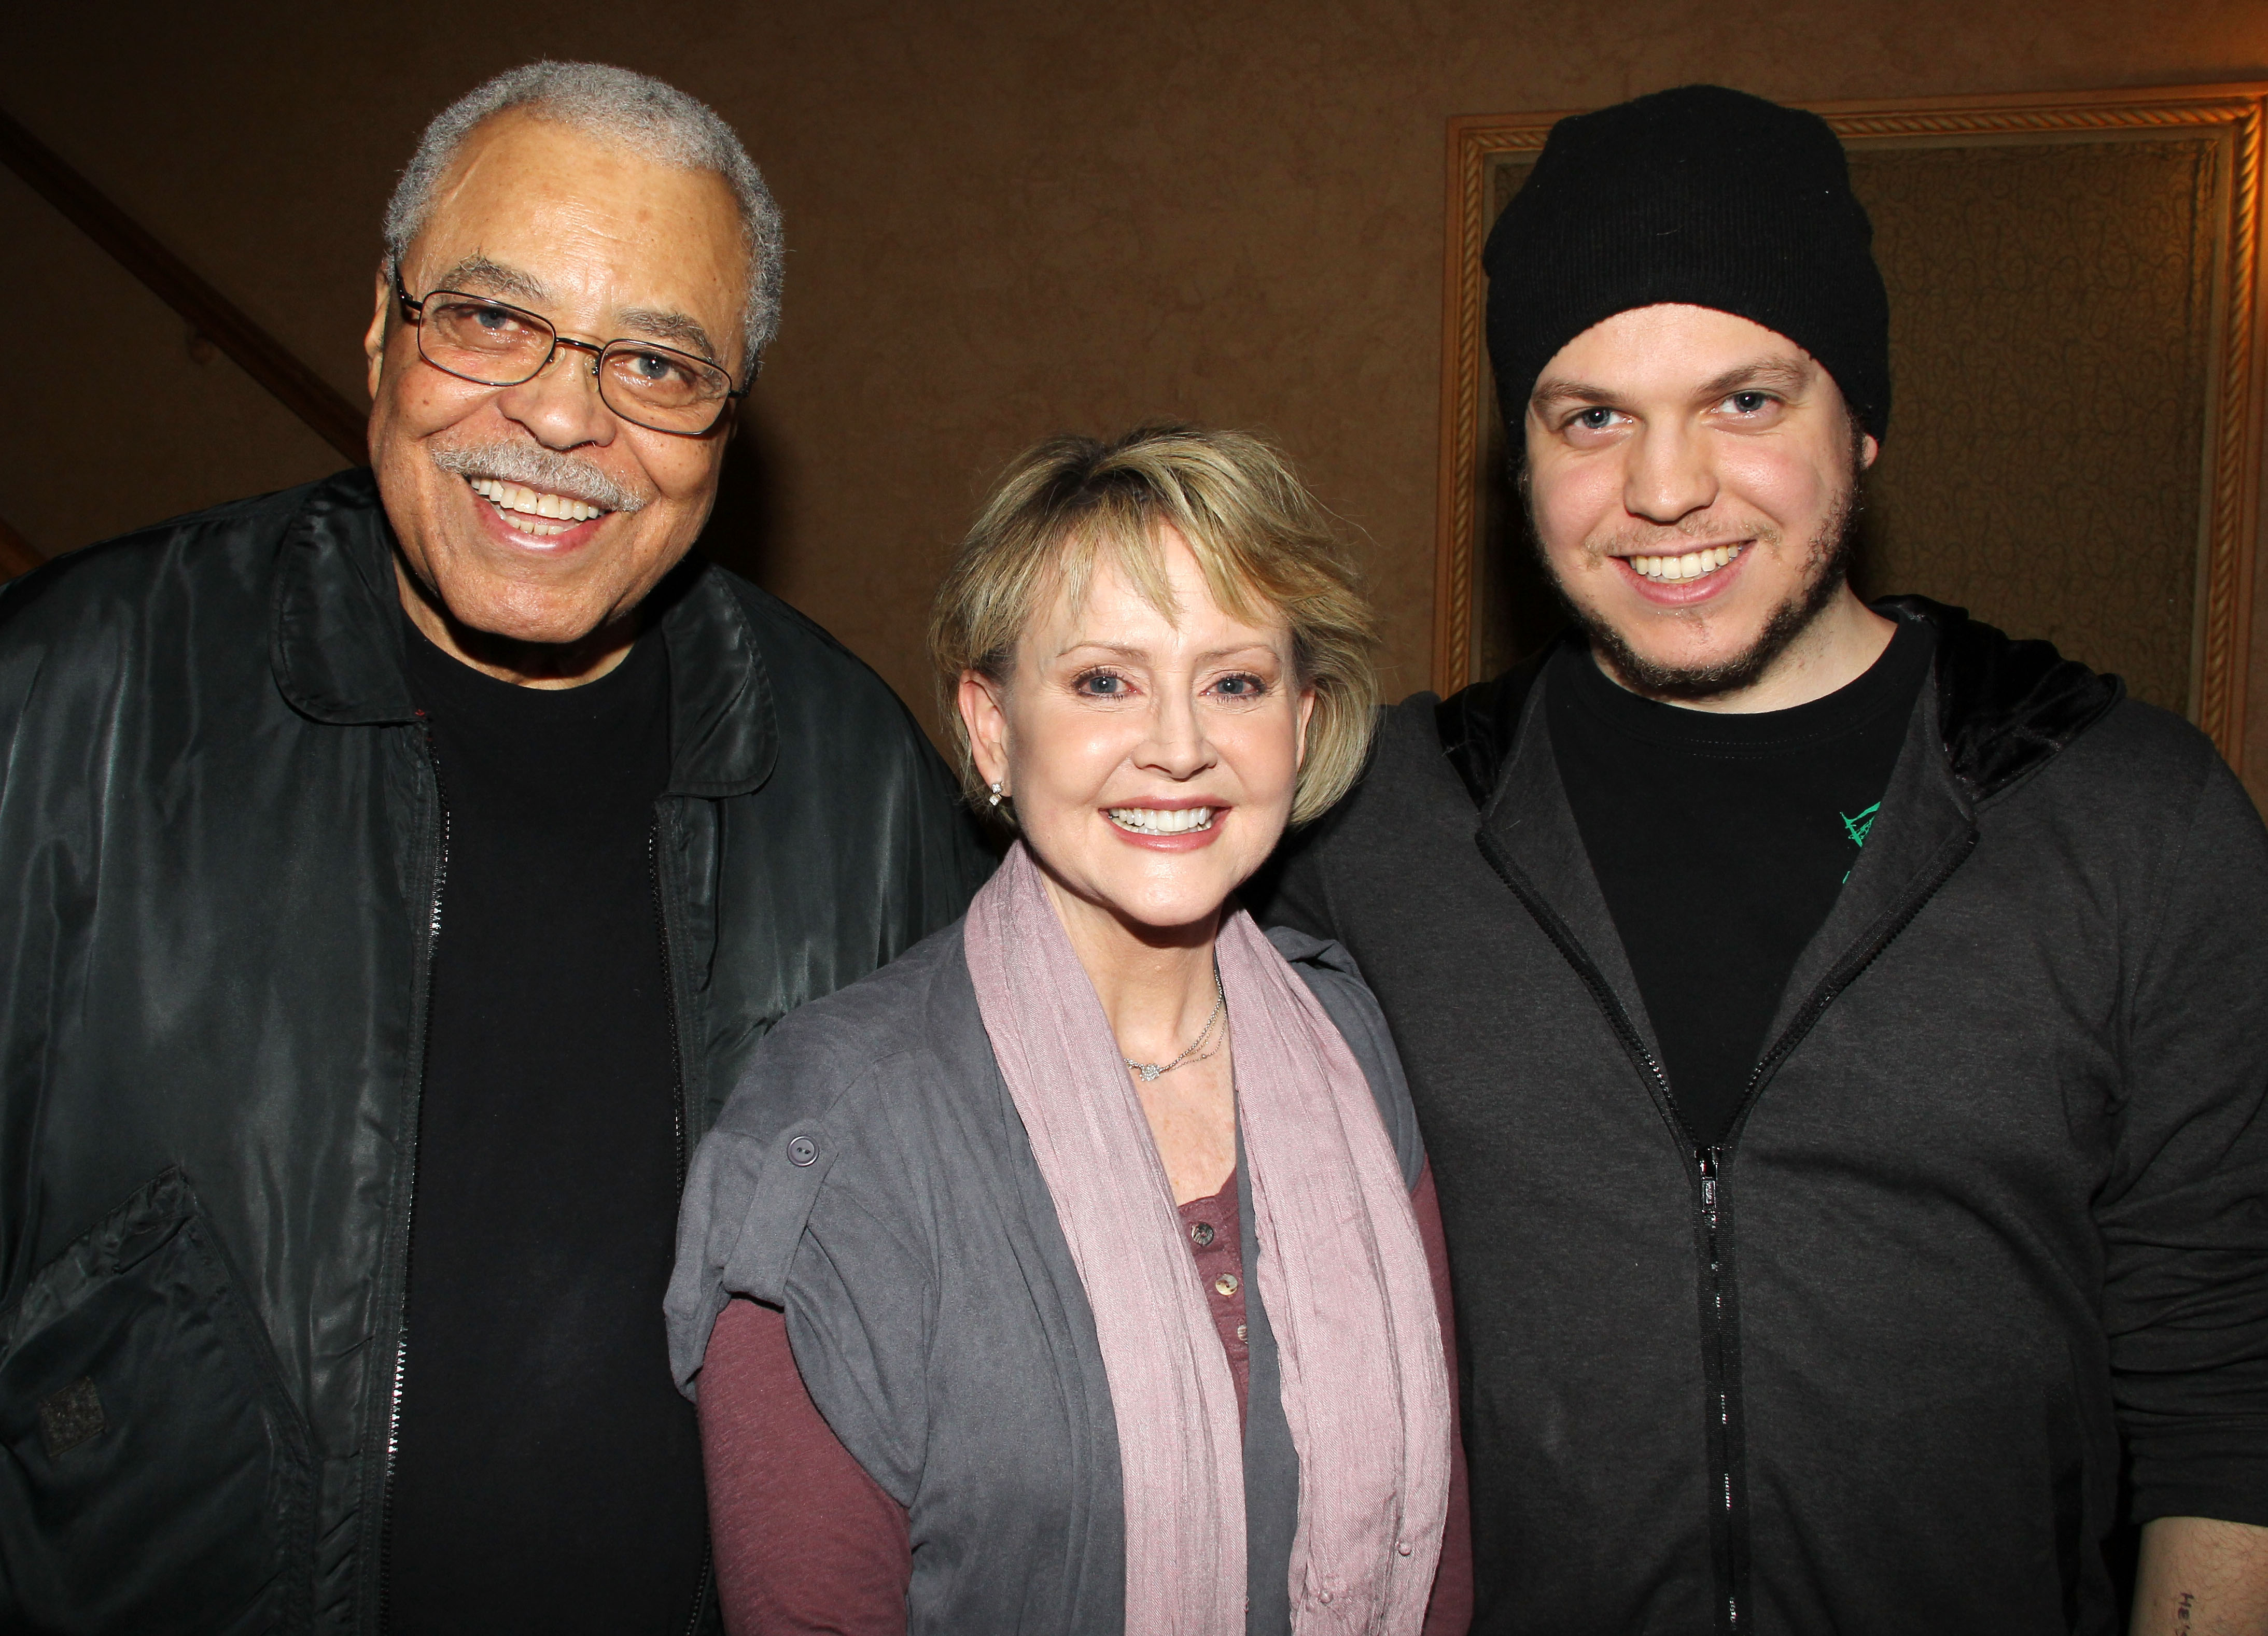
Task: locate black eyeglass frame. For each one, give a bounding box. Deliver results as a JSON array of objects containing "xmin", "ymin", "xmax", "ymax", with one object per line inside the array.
[{"xmin": 391, "ymin": 269, "xmax": 753, "ymax": 436}]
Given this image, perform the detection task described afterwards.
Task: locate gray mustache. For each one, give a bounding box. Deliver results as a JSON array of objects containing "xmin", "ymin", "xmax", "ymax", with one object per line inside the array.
[{"xmin": 428, "ymin": 442, "xmax": 651, "ymax": 514}]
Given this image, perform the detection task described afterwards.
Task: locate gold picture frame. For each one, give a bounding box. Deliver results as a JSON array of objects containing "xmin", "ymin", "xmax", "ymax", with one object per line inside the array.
[{"xmin": 1432, "ymin": 85, "xmax": 2267, "ymax": 772}]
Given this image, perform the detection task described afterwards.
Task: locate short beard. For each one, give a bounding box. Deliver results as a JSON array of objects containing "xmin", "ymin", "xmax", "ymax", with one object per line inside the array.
[
  {"xmin": 427, "ymin": 439, "xmax": 652, "ymax": 515},
  {"xmin": 1532, "ymin": 452, "xmax": 1864, "ymax": 703}
]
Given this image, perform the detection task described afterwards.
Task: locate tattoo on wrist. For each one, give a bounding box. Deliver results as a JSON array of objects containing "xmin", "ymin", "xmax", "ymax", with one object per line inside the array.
[{"xmin": 2176, "ymin": 1588, "xmax": 2195, "ymax": 1636}]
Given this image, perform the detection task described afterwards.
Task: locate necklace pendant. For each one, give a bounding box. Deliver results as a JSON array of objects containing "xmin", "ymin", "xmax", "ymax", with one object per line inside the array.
[{"xmin": 1123, "ymin": 965, "xmax": 1223, "ymax": 1087}]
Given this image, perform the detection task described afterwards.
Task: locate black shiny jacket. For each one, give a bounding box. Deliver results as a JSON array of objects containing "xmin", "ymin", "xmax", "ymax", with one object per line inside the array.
[{"xmin": 0, "ymin": 470, "xmax": 990, "ymax": 1632}]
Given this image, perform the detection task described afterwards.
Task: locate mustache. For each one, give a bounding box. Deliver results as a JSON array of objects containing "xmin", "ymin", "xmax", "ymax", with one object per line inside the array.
[{"xmin": 428, "ymin": 441, "xmax": 651, "ymax": 514}]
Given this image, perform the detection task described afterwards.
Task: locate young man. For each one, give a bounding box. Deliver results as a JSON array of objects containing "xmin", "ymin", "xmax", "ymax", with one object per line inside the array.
[
  {"xmin": 1262, "ymin": 86, "xmax": 2268, "ymax": 1635},
  {"xmin": 0, "ymin": 63, "xmax": 986, "ymax": 1631}
]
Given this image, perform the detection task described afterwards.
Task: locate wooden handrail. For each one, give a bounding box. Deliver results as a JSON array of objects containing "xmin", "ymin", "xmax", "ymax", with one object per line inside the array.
[
  {"xmin": 0, "ymin": 105, "xmax": 368, "ymax": 464},
  {"xmin": 0, "ymin": 511, "xmax": 46, "ymax": 579}
]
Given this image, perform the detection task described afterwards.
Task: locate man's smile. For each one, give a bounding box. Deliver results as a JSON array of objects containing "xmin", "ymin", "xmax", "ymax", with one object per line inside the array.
[
  {"xmin": 423, "ymin": 436, "xmax": 651, "ymax": 559},
  {"xmin": 1606, "ymin": 536, "xmax": 1759, "ymax": 609},
  {"xmin": 465, "ymin": 476, "xmax": 608, "ymax": 539},
  {"xmin": 1624, "ymin": 542, "xmax": 1745, "ymax": 583}
]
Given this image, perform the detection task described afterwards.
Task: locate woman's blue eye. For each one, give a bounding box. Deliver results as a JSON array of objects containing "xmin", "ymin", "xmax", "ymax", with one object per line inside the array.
[
  {"xmin": 1076, "ymin": 672, "xmax": 1126, "ymax": 696},
  {"xmin": 1213, "ymin": 674, "xmax": 1265, "ymax": 698}
]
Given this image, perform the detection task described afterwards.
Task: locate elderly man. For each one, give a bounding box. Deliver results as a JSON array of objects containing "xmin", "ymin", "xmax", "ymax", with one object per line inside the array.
[
  {"xmin": 0, "ymin": 62, "xmax": 986, "ymax": 1632},
  {"xmin": 1261, "ymin": 86, "xmax": 2268, "ymax": 1634}
]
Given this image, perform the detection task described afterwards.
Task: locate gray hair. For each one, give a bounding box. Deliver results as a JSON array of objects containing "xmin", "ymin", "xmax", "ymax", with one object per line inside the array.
[{"xmin": 383, "ymin": 61, "xmax": 783, "ymax": 376}]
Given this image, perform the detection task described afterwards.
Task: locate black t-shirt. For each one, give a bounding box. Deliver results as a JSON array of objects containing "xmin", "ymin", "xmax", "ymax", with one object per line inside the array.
[
  {"xmin": 386, "ymin": 624, "xmax": 705, "ymax": 1632},
  {"xmin": 1548, "ymin": 622, "xmax": 1934, "ymax": 1148}
]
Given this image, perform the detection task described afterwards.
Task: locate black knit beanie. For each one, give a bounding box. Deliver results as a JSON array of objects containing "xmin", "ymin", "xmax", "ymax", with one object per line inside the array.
[{"xmin": 1484, "ymin": 84, "xmax": 1891, "ymax": 441}]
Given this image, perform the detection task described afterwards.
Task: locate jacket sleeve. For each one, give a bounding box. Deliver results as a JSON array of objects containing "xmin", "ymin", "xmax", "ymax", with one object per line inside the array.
[
  {"xmin": 2100, "ymin": 755, "xmax": 2268, "ymax": 1527},
  {"xmin": 666, "ymin": 1036, "xmax": 938, "ymax": 1509},
  {"xmin": 883, "ymin": 709, "xmax": 996, "ymax": 960},
  {"xmin": 769, "ymin": 1124, "xmax": 940, "ymax": 1510}
]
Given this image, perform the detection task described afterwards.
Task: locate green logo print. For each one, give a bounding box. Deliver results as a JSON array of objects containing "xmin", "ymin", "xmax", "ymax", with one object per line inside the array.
[{"xmin": 1840, "ymin": 801, "xmax": 1882, "ymax": 883}]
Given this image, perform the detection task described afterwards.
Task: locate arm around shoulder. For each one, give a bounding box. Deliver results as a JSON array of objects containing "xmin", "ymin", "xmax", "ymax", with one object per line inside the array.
[{"xmin": 1248, "ymin": 796, "xmax": 1349, "ymax": 945}]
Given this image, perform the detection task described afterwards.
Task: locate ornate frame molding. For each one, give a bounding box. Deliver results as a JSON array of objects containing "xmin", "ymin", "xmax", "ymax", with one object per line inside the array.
[{"xmin": 1432, "ymin": 84, "xmax": 2267, "ymax": 771}]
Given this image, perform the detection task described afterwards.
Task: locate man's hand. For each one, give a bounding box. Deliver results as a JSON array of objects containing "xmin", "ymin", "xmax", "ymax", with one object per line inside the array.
[{"xmin": 2134, "ymin": 1518, "xmax": 2268, "ymax": 1636}]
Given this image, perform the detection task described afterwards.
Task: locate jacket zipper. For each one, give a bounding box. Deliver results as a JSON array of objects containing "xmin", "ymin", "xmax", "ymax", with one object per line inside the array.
[
  {"xmin": 649, "ymin": 814, "xmax": 712, "ymax": 1636},
  {"xmin": 1469, "ymin": 832, "xmax": 1745, "ymax": 1619},
  {"xmin": 1477, "ymin": 822, "xmax": 1976, "ymax": 1634},
  {"xmin": 370, "ymin": 761, "xmax": 718, "ymax": 1630},
  {"xmin": 1694, "ymin": 1145, "xmax": 1744, "ymax": 1631},
  {"xmin": 650, "ymin": 820, "xmax": 690, "ymax": 1192},
  {"xmin": 374, "ymin": 721, "xmax": 450, "ymax": 1631}
]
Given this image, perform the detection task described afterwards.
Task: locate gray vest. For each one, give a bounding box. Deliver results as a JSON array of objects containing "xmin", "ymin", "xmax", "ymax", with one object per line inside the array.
[{"xmin": 667, "ymin": 918, "xmax": 1426, "ymax": 1633}]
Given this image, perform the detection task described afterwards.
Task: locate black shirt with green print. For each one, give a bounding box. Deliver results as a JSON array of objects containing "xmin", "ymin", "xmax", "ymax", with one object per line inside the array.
[{"xmin": 1548, "ymin": 618, "xmax": 1935, "ymax": 1147}]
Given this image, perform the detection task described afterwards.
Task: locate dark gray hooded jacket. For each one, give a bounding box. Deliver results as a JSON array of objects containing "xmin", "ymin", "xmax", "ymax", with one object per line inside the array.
[
  {"xmin": 0, "ymin": 470, "xmax": 990, "ymax": 1633},
  {"xmin": 1255, "ymin": 598, "xmax": 2268, "ymax": 1635}
]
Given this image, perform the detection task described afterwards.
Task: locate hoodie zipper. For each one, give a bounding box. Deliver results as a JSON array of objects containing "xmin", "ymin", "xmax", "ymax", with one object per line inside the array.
[
  {"xmin": 1478, "ymin": 821, "xmax": 1975, "ymax": 1634},
  {"xmin": 1469, "ymin": 831, "xmax": 1744, "ymax": 1618},
  {"xmin": 374, "ymin": 720, "xmax": 449, "ymax": 1631},
  {"xmin": 1693, "ymin": 1145, "xmax": 1744, "ymax": 1630}
]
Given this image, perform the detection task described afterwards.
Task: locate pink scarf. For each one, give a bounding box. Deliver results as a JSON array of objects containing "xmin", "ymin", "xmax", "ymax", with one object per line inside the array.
[{"xmin": 964, "ymin": 842, "xmax": 1451, "ymax": 1633}]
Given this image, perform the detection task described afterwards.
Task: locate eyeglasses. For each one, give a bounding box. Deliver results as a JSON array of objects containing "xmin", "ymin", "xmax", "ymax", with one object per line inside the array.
[{"xmin": 392, "ymin": 269, "xmax": 750, "ymax": 436}]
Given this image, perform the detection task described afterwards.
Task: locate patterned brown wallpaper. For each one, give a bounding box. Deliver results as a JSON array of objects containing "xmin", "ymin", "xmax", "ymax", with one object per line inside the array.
[
  {"xmin": 5, "ymin": 4, "xmax": 2266, "ymax": 800},
  {"xmin": 1849, "ymin": 137, "xmax": 2219, "ymax": 711}
]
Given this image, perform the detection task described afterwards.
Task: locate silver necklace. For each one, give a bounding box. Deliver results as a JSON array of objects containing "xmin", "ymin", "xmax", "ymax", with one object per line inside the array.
[{"xmin": 1124, "ymin": 965, "xmax": 1227, "ymax": 1083}]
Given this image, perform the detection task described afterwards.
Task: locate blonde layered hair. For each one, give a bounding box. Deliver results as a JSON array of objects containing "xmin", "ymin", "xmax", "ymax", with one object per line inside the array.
[{"xmin": 930, "ymin": 423, "xmax": 1380, "ymax": 827}]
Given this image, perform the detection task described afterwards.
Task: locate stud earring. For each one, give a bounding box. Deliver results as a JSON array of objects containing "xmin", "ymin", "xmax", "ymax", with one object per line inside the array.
[{"xmin": 987, "ymin": 781, "xmax": 1004, "ymax": 808}]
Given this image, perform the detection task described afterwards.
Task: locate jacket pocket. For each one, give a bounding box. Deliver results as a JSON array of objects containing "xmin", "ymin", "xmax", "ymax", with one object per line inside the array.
[{"xmin": 0, "ymin": 1168, "xmax": 313, "ymax": 1634}]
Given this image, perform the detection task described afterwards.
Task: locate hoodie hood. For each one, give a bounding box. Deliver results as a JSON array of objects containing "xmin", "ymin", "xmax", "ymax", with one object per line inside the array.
[{"xmin": 1435, "ymin": 596, "xmax": 2125, "ymax": 809}]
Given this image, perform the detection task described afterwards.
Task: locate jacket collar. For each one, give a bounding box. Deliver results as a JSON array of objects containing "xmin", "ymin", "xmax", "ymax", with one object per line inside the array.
[
  {"xmin": 1873, "ymin": 594, "xmax": 2122, "ymax": 805},
  {"xmin": 651, "ymin": 556, "xmax": 777, "ymax": 799},
  {"xmin": 270, "ymin": 467, "xmax": 778, "ymax": 798},
  {"xmin": 1471, "ymin": 669, "xmax": 1673, "ymax": 1080},
  {"xmin": 270, "ymin": 469, "xmax": 418, "ymax": 726},
  {"xmin": 1438, "ymin": 596, "xmax": 2123, "ymax": 811},
  {"xmin": 1471, "ymin": 647, "xmax": 1984, "ymax": 1147}
]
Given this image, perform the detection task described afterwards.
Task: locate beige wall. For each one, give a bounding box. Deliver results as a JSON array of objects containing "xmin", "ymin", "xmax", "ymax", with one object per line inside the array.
[{"xmin": 4, "ymin": 1, "xmax": 2266, "ymax": 788}]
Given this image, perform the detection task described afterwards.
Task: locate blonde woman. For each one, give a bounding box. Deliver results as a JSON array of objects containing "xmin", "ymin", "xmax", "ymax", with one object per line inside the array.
[{"xmin": 667, "ymin": 425, "xmax": 1471, "ymax": 1633}]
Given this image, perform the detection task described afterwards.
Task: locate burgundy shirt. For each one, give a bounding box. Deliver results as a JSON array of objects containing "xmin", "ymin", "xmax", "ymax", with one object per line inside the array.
[
  {"xmin": 1180, "ymin": 1172, "xmax": 1255, "ymax": 1423},
  {"xmin": 699, "ymin": 1162, "xmax": 1475, "ymax": 1634}
]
